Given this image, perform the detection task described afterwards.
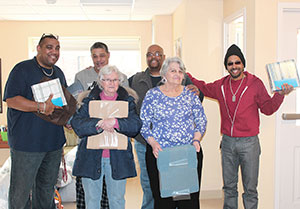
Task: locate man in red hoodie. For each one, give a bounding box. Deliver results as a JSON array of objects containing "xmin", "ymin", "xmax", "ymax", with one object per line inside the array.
[{"xmin": 187, "ymin": 44, "xmax": 293, "ymax": 209}]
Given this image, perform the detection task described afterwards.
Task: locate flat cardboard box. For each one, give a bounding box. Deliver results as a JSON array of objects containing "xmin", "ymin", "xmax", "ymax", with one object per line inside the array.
[{"xmin": 87, "ymin": 100, "xmax": 128, "ymax": 150}]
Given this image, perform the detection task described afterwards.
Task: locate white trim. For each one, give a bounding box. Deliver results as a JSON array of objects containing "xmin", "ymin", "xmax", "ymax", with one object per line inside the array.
[
  {"xmin": 275, "ymin": 3, "xmax": 300, "ymax": 209},
  {"xmin": 223, "ymin": 7, "xmax": 247, "ymax": 54},
  {"xmin": 151, "ymin": 21, "xmax": 155, "ymax": 44},
  {"xmin": 223, "ymin": 7, "xmax": 247, "ymax": 75}
]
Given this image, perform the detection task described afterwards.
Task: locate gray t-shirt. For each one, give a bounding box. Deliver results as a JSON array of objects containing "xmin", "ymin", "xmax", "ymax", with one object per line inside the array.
[
  {"xmin": 74, "ymin": 67, "xmax": 129, "ymax": 90},
  {"xmin": 74, "ymin": 67, "xmax": 98, "ymax": 90}
]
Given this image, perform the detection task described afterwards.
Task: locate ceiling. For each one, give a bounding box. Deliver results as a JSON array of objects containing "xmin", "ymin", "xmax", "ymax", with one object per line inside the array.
[{"xmin": 0, "ymin": 0, "xmax": 183, "ymax": 21}]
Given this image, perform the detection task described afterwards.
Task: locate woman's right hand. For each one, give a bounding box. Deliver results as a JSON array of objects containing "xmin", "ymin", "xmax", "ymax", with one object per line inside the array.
[
  {"xmin": 192, "ymin": 140, "xmax": 201, "ymax": 152},
  {"xmin": 148, "ymin": 137, "xmax": 162, "ymax": 158},
  {"xmin": 97, "ymin": 118, "xmax": 116, "ymax": 132}
]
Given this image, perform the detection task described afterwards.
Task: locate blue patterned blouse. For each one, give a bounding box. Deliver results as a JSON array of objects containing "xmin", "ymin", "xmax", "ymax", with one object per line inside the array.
[{"xmin": 140, "ymin": 86, "xmax": 207, "ymax": 148}]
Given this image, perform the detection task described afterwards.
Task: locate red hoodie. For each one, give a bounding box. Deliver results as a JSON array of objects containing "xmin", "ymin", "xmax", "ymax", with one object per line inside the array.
[{"xmin": 188, "ymin": 71, "xmax": 284, "ymax": 137}]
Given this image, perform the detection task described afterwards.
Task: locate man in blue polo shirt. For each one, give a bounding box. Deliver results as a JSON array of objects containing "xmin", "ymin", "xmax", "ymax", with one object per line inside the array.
[{"xmin": 3, "ymin": 33, "xmax": 66, "ymax": 209}]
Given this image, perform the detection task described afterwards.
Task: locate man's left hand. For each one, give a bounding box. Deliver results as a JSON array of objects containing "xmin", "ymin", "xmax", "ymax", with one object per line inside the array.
[
  {"xmin": 278, "ymin": 84, "xmax": 294, "ymax": 95},
  {"xmin": 186, "ymin": 84, "xmax": 200, "ymax": 96}
]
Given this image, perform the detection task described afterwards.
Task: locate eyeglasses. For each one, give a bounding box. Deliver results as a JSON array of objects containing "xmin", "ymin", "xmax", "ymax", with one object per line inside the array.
[
  {"xmin": 38, "ymin": 33, "xmax": 59, "ymax": 45},
  {"xmin": 227, "ymin": 61, "xmax": 241, "ymax": 66},
  {"xmin": 146, "ymin": 51, "xmax": 162, "ymax": 58},
  {"xmin": 101, "ymin": 79, "xmax": 120, "ymax": 83}
]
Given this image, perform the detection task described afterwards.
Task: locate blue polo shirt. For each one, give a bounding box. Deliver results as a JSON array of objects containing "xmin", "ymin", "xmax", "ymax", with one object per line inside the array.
[{"xmin": 3, "ymin": 58, "xmax": 67, "ymax": 152}]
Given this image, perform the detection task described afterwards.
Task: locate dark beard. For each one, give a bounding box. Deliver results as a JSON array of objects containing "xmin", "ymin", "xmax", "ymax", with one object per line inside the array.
[
  {"xmin": 149, "ymin": 66, "xmax": 160, "ymax": 71},
  {"xmin": 231, "ymin": 73, "xmax": 241, "ymax": 79},
  {"xmin": 148, "ymin": 58, "xmax": 161, "ymax": 70},
  {"xmin": 229, "ymin": 69, "xmax": 243, "ymax": 79}
]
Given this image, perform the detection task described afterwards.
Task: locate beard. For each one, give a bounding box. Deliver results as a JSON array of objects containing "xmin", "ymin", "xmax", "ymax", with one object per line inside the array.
[
  {"xmin": 148, "ymin": 58, "xmax": 161, "ymax": 70},
  {"xmin": 228, "ymin": 68, "xmax": 244, "ymax": 79}
]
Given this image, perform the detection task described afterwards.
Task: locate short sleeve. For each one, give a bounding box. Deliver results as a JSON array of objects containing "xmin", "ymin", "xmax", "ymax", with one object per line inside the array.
[{"xmin": 3, "ymin": 64, "xmax": 27, "ymax": 101}]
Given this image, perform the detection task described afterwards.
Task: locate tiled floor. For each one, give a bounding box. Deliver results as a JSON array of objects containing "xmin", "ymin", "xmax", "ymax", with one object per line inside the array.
[{"xmin": 0, "ymin": 147, "xmax": 223, "ymax": 209}]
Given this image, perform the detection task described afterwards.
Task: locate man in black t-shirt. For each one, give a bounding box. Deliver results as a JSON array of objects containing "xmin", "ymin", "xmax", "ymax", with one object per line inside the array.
[{"xmin": 4, "ymin": 34, "xmax": 66, "ymax": 209}]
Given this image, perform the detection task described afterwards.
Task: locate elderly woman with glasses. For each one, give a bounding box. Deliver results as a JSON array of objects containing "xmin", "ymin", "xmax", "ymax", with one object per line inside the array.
[
  {"xmin": 71, "ymin": 65, "xmax": 142, "ymax": 209},
  {"xmin": 140, "ymin": 57, "xmax": 207, "ymax": 209}
]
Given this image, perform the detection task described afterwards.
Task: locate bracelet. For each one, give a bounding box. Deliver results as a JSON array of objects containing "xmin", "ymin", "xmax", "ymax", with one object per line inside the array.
[
  {"xmin": 42, "ymin": 102, "xmax": 46, "ymax": 114},
  {"xmin": 192, "ymin": 139, "xmax": 201, "ymax": 145},
  {"xmin": 37, "ymin": 102, "xmax": 41, "ymax": 113}
]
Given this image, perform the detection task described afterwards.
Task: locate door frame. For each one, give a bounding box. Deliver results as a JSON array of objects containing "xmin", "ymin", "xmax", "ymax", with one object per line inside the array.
[
  {"xmin": 223, "ymin": 7, "xmax": 246, "ymax": 75},
  {"xmin": 275, "ymin": 3, "xmax": 300, "ymax": 209}
]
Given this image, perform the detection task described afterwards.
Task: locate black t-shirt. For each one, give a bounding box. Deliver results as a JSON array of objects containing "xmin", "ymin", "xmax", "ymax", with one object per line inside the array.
[
  {"xmin": 150, "ymin": 75, "xmax": 162, "ymax": 87},
  {"xmin": 3, "ymin": 58, "xmax": 67, "ymax": 152}
]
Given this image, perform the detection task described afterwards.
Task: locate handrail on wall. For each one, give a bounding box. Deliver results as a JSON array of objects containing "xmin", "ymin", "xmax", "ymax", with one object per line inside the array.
[{"xmin": 282, "ymin": 113, "xmax": 300, "ymax": 120}]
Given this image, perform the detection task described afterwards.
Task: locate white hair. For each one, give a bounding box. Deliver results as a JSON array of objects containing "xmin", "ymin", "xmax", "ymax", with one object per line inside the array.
[
  {"xmin": 97, "ymin": 65, "xmax": 124, "ymax": 89},
  {"xmin": 160, "ymin": 57, "xmax": 186, "ymax": 77}
]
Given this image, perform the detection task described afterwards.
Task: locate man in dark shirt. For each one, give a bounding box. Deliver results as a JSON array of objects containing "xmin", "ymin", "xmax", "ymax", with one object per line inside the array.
[{"xmin": 3, "ymin": 33, "xmax": 66, "ymax": 209}]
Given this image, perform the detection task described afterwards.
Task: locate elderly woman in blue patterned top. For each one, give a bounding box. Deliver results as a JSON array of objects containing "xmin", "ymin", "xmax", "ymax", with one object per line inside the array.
[{"xmin": 140, "ymin": 57, "xmax": 207, "ymax": 209}]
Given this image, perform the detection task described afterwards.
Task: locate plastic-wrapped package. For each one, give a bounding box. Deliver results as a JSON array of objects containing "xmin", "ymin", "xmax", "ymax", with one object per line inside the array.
[
  {"xmin": 58, "ymin": 178, "xmax": 76, "ymax": 202},
  {"xmin": 56, "ymin": 146, "xmax": 78, "ymax": 202},
  {"xmin": 87, "ymin": 100, "xmax": 128, "ymax": 150},
  {"xmin": 157, "ymin": 144, "xmax": 199, "ymax": 198},
  {"xmin": 0, "ymin": 157, "xmax": 11, "ymax": 204},
  {"xmin": 0, "ymin": 146, "xmax": 78, "ymax": 205}
]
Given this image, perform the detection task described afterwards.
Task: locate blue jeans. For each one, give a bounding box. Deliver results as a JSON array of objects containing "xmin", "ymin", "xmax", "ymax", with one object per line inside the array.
[
  {"xmin": 221, "ymin": 135, "xmax": 261, "ymax": 209},
  {"xmin": 9, "ymin": 148, "xmax": 62, "ymax": 209},
  {"xmin": 82, "ymin": 157, "xmax": 126, "ymax": 209},
  {"xmin": 135, "ymin": 140, "xmax": 154, "ymax": 209}
]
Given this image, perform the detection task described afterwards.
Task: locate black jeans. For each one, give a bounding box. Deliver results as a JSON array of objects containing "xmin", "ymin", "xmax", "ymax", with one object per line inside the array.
[{"xmin": 145, "ymin": 144, "xmax": 203, "ymax": 209}]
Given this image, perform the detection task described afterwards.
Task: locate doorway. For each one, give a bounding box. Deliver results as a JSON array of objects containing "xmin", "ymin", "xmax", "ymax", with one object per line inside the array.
[
  {"xmin": 275, "ymin": 3, "xmax": 300, "ymax": 209},
  {"xmin": 223, "ymin": 7, "xmax": 246, "ymax": 75}
]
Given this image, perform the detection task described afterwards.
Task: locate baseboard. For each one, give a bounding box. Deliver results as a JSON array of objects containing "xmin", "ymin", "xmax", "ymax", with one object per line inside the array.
[{"xmin": 200, "ymin": 189, "xmax": 223, "ymax": 199}]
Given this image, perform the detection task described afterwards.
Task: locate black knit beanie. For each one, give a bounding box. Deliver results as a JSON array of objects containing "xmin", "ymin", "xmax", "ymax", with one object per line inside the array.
[{"xmin": 224, "ymin": 44, "xmax": 246, "ymax": 69}]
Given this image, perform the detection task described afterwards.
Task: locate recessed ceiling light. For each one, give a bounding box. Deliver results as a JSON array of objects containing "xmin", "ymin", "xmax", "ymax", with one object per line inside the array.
[{"xmin": 45, "ymin": 0, "xmax": 57, "ymax": 4}]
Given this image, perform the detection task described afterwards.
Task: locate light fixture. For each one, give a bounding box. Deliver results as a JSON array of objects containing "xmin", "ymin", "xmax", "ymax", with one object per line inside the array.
[{"xmin": 45, "ymin": 0, "xmax": 57, "ymax": 4}]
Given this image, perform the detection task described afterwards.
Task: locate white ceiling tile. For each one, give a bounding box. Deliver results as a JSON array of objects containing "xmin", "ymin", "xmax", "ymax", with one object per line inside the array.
[
  {"xmin": 42, "ymin": 14, "xmax": 87, "ymax": 20},
  {"xmin": 81, "ymin": 5, "xmax": 131, "ymax": 14},
  {"xmin": 0, "ymin": 5, "xmax": 36, "ymax": 14},
  {"xmin": 0, "ymin": 0, "xmax": 27, "ymax": 6},
  {"xmin": 31, "ymin": 5, "xmax": 84, "ymax": 14},
  {"xmin": 26, "ymin": 0, "xmax": 79, "ymax": 6},
  {"xmin": 0, "ymin": 0, "xmax": 183, "ymax": 21}
]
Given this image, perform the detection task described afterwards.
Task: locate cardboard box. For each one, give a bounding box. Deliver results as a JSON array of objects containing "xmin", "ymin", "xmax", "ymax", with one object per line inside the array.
[{"xmin": 87, "ymin": 100, "xmax": 128, "ymax": 150}]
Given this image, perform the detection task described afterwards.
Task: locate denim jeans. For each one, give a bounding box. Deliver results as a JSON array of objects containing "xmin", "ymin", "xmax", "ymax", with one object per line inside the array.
[
  {"xmin": 9, "ymin": 148, "xmax": 62, "ymax": 209},
  {"xmin": 82, "ymin": 157, "xmax": 126, "ymax": 209},
  {"xmin": 221, "ymin": 135, "xmax": 261, "ymax": 209},
  {"xmin": 135, "ymin": 140, "xmax": 154, "ymax": 209}
]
